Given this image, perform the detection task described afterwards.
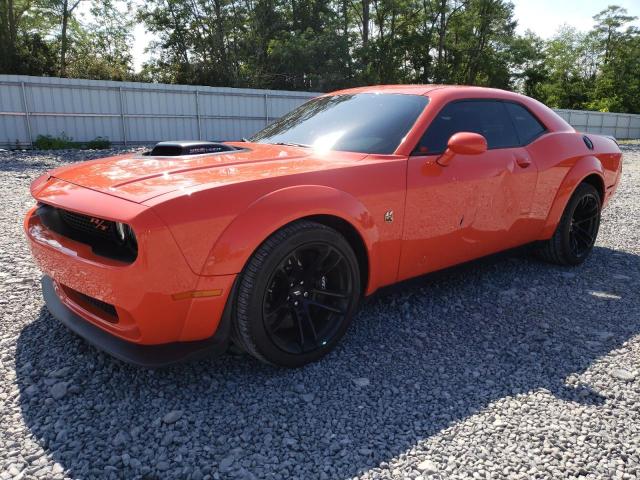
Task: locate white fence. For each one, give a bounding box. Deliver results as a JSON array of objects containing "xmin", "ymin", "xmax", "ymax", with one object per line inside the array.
[
  {"xmin": 0, "ymin": 75, "xmax": 317, "ymax": 149},
  {"xmin": 1, "ymin": 75, "xmax": 639, "ymax": 149},
  {"xmin": 554, "ymin": 109, "xmax": 640, "ymax": 140}
]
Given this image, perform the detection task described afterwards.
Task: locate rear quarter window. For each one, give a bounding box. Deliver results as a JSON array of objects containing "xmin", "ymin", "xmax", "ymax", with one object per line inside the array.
[{"xmin": 504, "ymin": 102, "xmax": 546, "ymax": 144}]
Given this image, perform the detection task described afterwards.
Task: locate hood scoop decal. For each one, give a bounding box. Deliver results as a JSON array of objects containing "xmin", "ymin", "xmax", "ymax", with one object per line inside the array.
[{"xmin": 148, "ymin": 141, "xmax": 240, "ymax": 157}]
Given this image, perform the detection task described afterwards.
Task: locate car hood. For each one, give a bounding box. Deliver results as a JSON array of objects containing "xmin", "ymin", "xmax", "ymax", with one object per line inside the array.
[{"xmin": 48, "ymin": 142, "xmax": 337, "ymax": 203}]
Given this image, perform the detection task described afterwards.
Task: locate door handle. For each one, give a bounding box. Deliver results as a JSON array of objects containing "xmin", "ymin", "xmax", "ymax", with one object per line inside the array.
[{"xmin": 515, "ymin": 156, "xmax": 531, "ymax": 168}]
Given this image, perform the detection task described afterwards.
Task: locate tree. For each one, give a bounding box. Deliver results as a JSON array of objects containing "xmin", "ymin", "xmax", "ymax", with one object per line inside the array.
[
  {"xmin": 64, "ymin": 0, "xmax": 134, "ymax": 80},
  {"xmin": 537, "ymin": 26, "xmax": 594, "ymax": 109},
  {"xmin": 1, "ymin": 0, "xmax": 638, "ymax": 114},
  {"xmin": 587, "ymin": 6, "xmax": 639, "ymax": 112},
  {"xmin": 0, "ymin": 0, "xmax": 24, "ymax": 72},
  {"xmin": 0, "ymin": 0, "xmax": 57, "ymax": 74},
  {"xmin": 508, "ymin": 31, "xmax": 548, "ymax": 99},
  {"xmin": 593, "ymin": 5, "xmax": 636, "ymax": 64},
  {"xmin": 0, "ymin": 0, "xmax": 134, "ymax": 78},
  {"xmin": 37, "ymin": 0, "xmax": 87, "ymax": 76}
]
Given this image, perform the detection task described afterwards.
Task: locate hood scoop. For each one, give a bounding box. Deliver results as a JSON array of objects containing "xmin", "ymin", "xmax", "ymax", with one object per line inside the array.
[{"xmin": 148, "ymin": 141, "xmax": 240, "ymax": 157}]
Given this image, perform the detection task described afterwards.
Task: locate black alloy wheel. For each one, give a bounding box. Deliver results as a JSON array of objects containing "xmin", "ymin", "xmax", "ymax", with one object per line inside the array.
[
  {"xmin": 568, "ymin": 192, "xmax": 600, "ymax": 259},
  {"xmin": 536, "ymin": 182, "xmax": 602, "ymax": 265},
  {"xmin": 262, "ymin": 243, "xmax": 354, "ymax": 355},
  {"xmin": 232, "ymin": 220, "xmax": 361, "ymax": 367}
]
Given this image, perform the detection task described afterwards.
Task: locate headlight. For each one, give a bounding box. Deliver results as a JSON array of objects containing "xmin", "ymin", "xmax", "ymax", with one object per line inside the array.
[
  {"xmin": 114, "ymin": 222, "xmax": 137, "ymax": 253},
  {"xmin": 115, "ymin": 222, "xmax": 127, "ymax": 242}
]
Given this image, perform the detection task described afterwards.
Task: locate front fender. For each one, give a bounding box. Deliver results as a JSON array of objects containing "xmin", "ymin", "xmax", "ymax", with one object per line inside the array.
[
  {"xmin": 202, "ymin": 185, "xmax": 379, "ymax": 288},
  {"xmin": 539, "ymin": 155, "xmax": 605, "ymax": 239}
]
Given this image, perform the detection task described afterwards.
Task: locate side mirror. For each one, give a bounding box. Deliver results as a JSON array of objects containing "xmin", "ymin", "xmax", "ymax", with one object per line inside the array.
[{"xmin": 437, "ymin": 132, "xmax": 488, "ymax": 166}]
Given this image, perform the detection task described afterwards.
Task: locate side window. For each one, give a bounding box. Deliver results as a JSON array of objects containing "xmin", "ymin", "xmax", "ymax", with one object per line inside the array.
[
  {"xmin": 416, "ymin": 100, "xmax": 519, "ymax": 154},
  {"xmin": 504, "ymin": 102, "xmax": 546, "ymax": 144}
]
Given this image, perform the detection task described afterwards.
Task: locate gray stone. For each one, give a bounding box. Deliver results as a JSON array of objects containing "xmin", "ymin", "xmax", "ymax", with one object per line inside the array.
[
  {"xmin": 113, "ymin": 431, "xmax": 130, "ymax": 447},
  {"xmin": 2, "ymin": 145, "xmax": 640, "ymax": 480},
  {"xmin": 353, "ymin": 378, "xmax": 370, "ymax": 387},
  {"xmin": 49, "ymin": 382, "xmax": 68, "ymax": 400},
  {"xmin": 24, "ymin": 384, "xmax": 38, "ymax": 396},
  {"xmin": 417, "ymin": 460, "xmax": 438, "ymax": 474},
  {"xmin": 163, "ymin": 410, "xmax": 183, "ymax": 424},
  {"xmin": 611, "ymin": 368, "xmax": 636, "ymax": 382},
  {"xmin": 219, "ymin": 456, "xmax": 235, "ymax": 472}
]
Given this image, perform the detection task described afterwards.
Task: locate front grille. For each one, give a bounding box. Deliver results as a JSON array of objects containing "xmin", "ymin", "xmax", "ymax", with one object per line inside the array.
[
  {"xmin": 62, "ymin": 285, "xmax": 119, "ymax": 322},
  {"xmin": 36, "ymin": 203, "xmax": 137, "ymax": 263},
  {"xmin": 58, "ymin": 209, "xmax": 116, "ymax": 241}
]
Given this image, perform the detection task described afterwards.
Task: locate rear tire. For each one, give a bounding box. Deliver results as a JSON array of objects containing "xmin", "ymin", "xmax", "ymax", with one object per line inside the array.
[
  {"xmin": 231, "ymin": 220, "xmax": 361, "ymax": 367},
  {"xmin": 536, "ymin": 182, "xmax": 601, "ymax": 265}
]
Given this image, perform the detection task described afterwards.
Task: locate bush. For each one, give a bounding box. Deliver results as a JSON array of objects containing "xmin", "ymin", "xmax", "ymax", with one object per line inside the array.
[
  {"xmin": 33, "ymin": 134, "xmax": 112, "ymax": 150},
  {"xmin": 34, "ymin": 134, "xmax": 74, "ymax": 150},
  {"xmin": 85, "ymin": 137, "xmax": 111, "ymax": 149}
]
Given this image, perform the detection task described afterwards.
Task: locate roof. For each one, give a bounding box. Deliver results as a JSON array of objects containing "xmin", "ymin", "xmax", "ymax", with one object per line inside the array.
[
  {"xmin": 324, "ymin": 84, "xmax": 575, "ymax": 135},
  {"xmin": 326, "ymin": 84, "xmax": 523, "ymax": 98},
  {"xmin": 327, "ymin": 84, "xmax": 452, "ymax": 96}
]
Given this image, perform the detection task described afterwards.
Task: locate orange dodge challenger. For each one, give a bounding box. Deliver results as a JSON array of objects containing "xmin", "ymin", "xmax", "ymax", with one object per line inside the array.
[{"xmin": 24, "ymin": 85, "xmax": 623, "ymax": 367}]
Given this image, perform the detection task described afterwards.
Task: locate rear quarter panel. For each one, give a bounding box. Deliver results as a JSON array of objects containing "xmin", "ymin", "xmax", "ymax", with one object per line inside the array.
[{"xmin": 526, "ymin": 131, "xmax": 622, "ymax": 239}]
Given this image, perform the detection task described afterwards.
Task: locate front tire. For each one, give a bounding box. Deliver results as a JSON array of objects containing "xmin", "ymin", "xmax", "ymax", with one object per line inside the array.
[
  {"xmin": 536, "ymin": 182, "xmax": 601, "ymax": 265},
  {"xmin": 232, "ymin": 220, "xmax": 361, "ymax": 367}
]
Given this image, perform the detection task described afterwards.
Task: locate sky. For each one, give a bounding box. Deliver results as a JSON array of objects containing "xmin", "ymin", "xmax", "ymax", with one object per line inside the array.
[
  {"xmin": 130, "ymin": 24, "xmax": 155, "ymax": 71},
  {"xmin": 84, "ymin": 0, "xmax": 640, "ymax": 72},
  {"xmin": 512, "ymin": 0, "xmax": 640, "ymax": 38}
]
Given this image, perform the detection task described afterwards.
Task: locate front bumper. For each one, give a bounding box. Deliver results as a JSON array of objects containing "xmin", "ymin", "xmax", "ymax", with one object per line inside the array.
[
  {"xmin": 42, "ymin": 276, "xmax": 230, "ymax": 367},
  {"xmin": 24, "ymin": 178, "xmax": 237, "ymax": 363}
]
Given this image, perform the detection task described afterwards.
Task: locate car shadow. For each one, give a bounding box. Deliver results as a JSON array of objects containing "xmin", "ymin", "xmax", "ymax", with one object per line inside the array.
[{"xmin": 14, "ymin": 246, "xmax": 640, "ymax": 479}]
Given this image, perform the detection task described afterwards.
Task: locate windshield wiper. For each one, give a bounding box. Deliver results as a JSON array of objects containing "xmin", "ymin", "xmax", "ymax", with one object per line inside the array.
[{"xmin": 272, "ymin": 141, "xmax": 311, "ymax": 148}]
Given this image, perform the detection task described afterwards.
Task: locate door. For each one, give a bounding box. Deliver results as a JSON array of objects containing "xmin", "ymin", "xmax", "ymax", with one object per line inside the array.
[{"xmin": 398, "ymin": 99, "xmax": 539, "ymax": 281}]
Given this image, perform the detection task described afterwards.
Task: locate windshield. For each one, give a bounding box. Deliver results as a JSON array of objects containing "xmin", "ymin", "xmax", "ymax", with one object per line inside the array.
[{"xmin": 250, "ymin": 93, "xmax": 429, "ymax": 154}]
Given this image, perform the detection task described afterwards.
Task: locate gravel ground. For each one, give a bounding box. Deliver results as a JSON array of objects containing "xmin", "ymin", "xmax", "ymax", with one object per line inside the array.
[{"xmin": 1, "ymin": 145, "xmax": 639, "ymax": 480}]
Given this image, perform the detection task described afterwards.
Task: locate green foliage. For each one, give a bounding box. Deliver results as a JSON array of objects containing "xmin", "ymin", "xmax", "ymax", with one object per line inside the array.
[
  {"xmin": 1, "ymin": 1, "xmax": 639, "ymax": 113},
  {"xmin": 34, "ymin": 134, "xmax": 111, "ymax": 150},
  {"xmin": 84, "ymin": 137, "xmax": 112, "ymax": 149},
  {"xmin": 33, "ymin": 133, "xmax": 75, "ymax": 150},
  {"xmin": 1, "ymin": 0, "xmax": 134, "ymax": 79},
  {"xmin": 531, "ymin": 7, "xmax": 640, "ymax": 113},
  {"xmin": 63, "ymin": 1, "xmax": 135, "ymax": 80}
]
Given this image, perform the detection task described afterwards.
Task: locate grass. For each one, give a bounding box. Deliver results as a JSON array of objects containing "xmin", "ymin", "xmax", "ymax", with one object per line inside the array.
[{"xmin": 33, "ymin": 134, "xmax": 112, "ymax": 150}]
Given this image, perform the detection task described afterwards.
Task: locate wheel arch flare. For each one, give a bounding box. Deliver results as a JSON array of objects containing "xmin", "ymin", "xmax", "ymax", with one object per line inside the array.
[
  {"xmin": 539, "ymin": 155, "xmax": 606, "ymax": 240},
  {"xmin": 202, "ymin": 185, "xmax": 379, "ymax": 294}
]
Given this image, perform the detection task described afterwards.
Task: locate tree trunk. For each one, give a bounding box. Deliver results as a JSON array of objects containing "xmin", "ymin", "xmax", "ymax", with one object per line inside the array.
[
  {"xmin": 604, "ymin": 27, "xmax": 612, "ymax": 63},
  {"xmin": 342, "ymin": 0, "xmax": 352, "ymax": 79},
  {"xmin": 212, "ymin": 0, "xmax": 229, "ymax": 81},
  {"xmin": 362, "ymin": 0, "xmax": 370, "ymax": 70},
  {"xmin": 342, "ymin": 0, "xmax": 348, "ymax": 37},
  {"xmin": 436, "ymin": 0, "xmax": 447, "ymax": 82},
  {"xmin": 466, "ymin": 2, "xmax": 490, "ymax": 84},
  {"xmin": 7, "ymin": 0, "xmax": 16, "ymax": 45},
  {"xmin": 362, "ymin": 0, "xmax": 370, "ymax": 46},
  {"xmin": 60, "ymin": 0, "xmax": 69, "ymax": 76}
]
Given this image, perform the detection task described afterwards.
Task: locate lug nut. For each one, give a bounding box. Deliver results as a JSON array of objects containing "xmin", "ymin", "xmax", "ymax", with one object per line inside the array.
[
  {"xmin": 294, "ymin": 301, "xmax": 299, "ymax": 306},
  {"xmin": 303, "ymin": 292, "xmax": 308, "ymax": 297}
]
